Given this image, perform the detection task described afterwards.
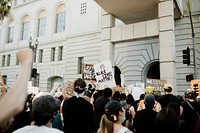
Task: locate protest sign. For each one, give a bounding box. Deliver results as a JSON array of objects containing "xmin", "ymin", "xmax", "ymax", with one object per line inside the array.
[
  {"xmin": 127, "ymin": 83, "xmax": 145, "ymax": 100},
  {"xmin": 94, "ymin": 61, "xmax": 116, "ymax": 90},
  {"xmin": 83, "ymin": 64, "xmax": 95, "ymax": 80},
  {"xmin": 146, "ymin": 78, "xmax": 167, "ymax": 92}
]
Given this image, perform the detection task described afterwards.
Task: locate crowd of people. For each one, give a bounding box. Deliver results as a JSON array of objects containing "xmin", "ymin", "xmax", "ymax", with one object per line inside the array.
[{"xmin": 0, "ymin": 49, "xmax": 200, "ymax": 133}]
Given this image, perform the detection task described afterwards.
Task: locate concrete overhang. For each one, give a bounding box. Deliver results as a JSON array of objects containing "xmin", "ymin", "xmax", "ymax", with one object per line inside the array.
[{"xmin": 94, "ymin": 0, "xmax": 183, "ymax": 24}]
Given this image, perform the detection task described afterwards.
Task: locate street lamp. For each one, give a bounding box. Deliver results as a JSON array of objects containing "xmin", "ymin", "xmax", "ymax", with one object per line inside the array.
[
  {"xmin": 29, "ymin": 36, "xmax": 38, "ymax": 53},
  {"xmin": 28, "ymin": 36, "xmax": 39, "ymax": 83}
]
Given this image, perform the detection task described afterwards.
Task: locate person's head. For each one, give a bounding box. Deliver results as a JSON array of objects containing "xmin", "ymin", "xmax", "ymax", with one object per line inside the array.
[
  {"xmin": 126, "ymin": 94, "xmax": 135, "ymax": 104},
  {"xmin": 144, "ymin": 94, "xmax": 155, "ymax": 109},
  {"xmin": 31, "ymin": 95, "xmax": 57, "ymax": 126},
  {"xmin": 156, "ymin": 108, "xmax": 179, "ymax": 133},
  {"xmin": 185, "ymin": 91, "xmax": 197, "ymax": 100},
  {"xmin": 167, "ymin": 102, "xmax": 180, "ymax": 117},
  {"xmin": 120, "ymin": 93, "xmax": 126, "ymax": 101},
  {"xmin": 112, "ymin": 91, "xmax": 120, "ymax": 101},
  {"xmin": 163, "ymin": 83, "xmax": 173, "ymax": 93},
  {"xmin": 104, "ymin": 100, "xmax": 125, "ymax": 123},
  {"xmin": 103, "ymin": 87, "xmax": 112, "ymax": 98},
  {"xmin": 73, "ymin": 78, "xmax": 86, "ymax": 94},
  {"xmin": 88, "ymin": 84, "xmax": 92, "ymax": 89}
]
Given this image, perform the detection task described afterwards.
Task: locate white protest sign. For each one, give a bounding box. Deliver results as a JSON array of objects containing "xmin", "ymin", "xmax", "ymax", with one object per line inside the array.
[
  {"xmin": 94, "ymin": 61, "xmax": 116, "ymax": 90},
  {"xmin": 127, "ymin": 83, "xmax": 145, "ymax": 100}
]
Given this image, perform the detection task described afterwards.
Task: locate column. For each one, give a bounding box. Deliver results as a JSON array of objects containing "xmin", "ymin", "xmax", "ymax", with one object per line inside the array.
[
  {"xmin": 100, "ymin": 9, "xmax": 115, "ymax": 63},
  {"xmin": 159, "ymin": 0, "xmax": 177, "ymax": 94}
]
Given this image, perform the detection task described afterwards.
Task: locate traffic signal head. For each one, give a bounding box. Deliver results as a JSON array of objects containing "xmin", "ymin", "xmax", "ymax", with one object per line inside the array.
[
  {"xmin": 186, "ymin": 74, "xmax": 194, "ymax": 82},
  {"xmin": 31, "ymin": 68, "xmax": 37, "ymax": 78},
  {"xmin": 182, "ymin": 47, "xmax": 190, "ymax": 66}
]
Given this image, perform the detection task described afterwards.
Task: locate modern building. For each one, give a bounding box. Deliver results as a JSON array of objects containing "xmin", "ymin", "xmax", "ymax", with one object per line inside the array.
[{"xmin": 0, "ymin": 0, "xmax": 199, "ymax": 94}]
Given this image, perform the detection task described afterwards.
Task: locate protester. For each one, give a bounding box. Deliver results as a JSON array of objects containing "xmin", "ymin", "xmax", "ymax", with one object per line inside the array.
[
  {"xmin": 181, "ymin": 91, "xmax": 200, "ymax": 133},
  {"xmin": 112, "ymin": 91, "xmax": 120, "ymax": 102},
  {"xmin": 94, "ymin": 87, "xmax": 112, "ymax": 132},
  {"xmin": 0, "ymin": 49, "xmax": 33, "ymax": 128},
  {"xmin": 62, "ymin": 78, "xmax": 94, "ymax": 133},
  {"xmin": 134, "ymin": 94, "xmax": 157, "ymax": 133},
  {"xmin": 97, "ymin": 100, "xmax": 133, "ymax": 133},
  {"xmin": 156, "ymin": 108, "xmax": 179, "ymax": 133},
  {"xmin": 13, "ymin": 95, "xmax": 63, "ymax": 133},
  {"xmin": 167, "ymin": 102, "xmax": 186, "ymax": 133},
  {"xmin": 157, "ymin": 83, "xmax": 180, "ymax": 108}
]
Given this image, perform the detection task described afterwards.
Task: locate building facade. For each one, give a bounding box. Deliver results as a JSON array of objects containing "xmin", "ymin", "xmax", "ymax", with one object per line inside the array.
[{"xmin": 0, "ymin": 0, "xmax": 199, "ymax": 94}]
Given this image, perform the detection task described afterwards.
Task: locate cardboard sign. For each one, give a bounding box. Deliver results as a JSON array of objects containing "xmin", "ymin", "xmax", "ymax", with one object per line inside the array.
[
  {"xmin": 94, "ymin": 61, "xmax": 116, "ymax": 90},
  {"xmin": 127, "ymin": 83, "xmax": 145, "ymax": 100},
  {"xmin": 146, "ymin": 78, "xmax": 167, "ymax": 92},
  {"xmin": 83, "ymin": 64, "xmax": 95, "ymax": 80},
  {"xmin": 65, "ymin": 81, "xmax": 74, "ymax": 96}
]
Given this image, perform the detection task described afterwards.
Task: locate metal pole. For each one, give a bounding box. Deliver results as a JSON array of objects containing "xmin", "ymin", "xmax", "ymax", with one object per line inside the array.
[{"xmin": 187, "ymin": 0, "xmax": 197, "ymax": 79}]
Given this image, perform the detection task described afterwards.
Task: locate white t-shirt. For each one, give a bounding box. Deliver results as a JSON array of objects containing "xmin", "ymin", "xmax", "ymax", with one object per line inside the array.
[
  {"xmin": 117, "ymin": 126, "xmax": 129, "ymax": 133},
  {"xmin": 13, "ymin": 125, "xmax": 63, "ymax": 133}
]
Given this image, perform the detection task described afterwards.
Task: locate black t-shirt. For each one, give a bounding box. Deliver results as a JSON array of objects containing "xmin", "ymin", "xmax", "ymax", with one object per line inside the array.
[
  {"xmin": 134, "ymin": 109, "xmax": 157, "ymax": 133},
  {"xmin": 158, "ymin": 94, "xmax": 180, "ymax": 108},
  {"xmin": 93, "ymin": 96, "xmax": 110, "ymax": 131},
  {"xmin": 62, "ymin": 96, "xmax": 94, "ymax": 133}
]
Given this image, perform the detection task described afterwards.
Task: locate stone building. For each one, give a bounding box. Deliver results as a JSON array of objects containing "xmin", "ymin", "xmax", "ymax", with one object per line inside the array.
[{"xmin": 0, "ymin": 0, "xmax": 199, "ymax": 94}]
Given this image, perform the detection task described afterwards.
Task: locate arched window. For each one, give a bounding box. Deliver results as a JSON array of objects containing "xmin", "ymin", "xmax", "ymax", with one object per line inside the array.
[
  {"xmin": 21, "ymin": 15, "xmax": 29, "ymax": 40},
  {"xmin": 37, "ymin": 10, "xmax": 46, "ymax": 37},
  {"xmin": 8, "ymin": 20, "xmax": 15, "ymax": 43},
  {"xmin": 55, "ymin": 4, "xmax": 66, "ymax": 33}
]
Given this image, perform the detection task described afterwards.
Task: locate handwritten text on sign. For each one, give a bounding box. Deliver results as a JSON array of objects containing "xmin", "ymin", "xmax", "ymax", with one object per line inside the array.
[{"xmin": 94, "ymin": 61, "xmax": 116, "ymax": 90}]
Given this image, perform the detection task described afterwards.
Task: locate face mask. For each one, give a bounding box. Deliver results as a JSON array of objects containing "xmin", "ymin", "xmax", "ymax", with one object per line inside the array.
[{"xmin": 122, "ymin": 116, "xmax": 126, "ymax": 123}]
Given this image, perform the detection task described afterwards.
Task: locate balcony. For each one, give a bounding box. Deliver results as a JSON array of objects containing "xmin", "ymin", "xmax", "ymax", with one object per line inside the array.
[{"xmin": 94, "ymin": 0, "xmax": 183, "ymax": 24}]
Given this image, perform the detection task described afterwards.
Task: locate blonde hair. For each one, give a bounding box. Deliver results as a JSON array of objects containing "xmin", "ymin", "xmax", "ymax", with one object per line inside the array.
[{"xmin": 98, "ymin": 114, "xmax": 113, "ymax": 133}]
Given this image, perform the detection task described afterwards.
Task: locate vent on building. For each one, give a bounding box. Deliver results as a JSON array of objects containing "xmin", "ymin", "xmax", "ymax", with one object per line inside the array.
[{"xmin": 80, "ymin": 2, "xmax": 87, "ymax": 14}]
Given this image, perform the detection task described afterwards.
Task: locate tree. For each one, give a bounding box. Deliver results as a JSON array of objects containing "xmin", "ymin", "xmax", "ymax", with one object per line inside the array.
[{"xmin": 0, "ymin": 0, "xmax": 12, "ymax": 21}]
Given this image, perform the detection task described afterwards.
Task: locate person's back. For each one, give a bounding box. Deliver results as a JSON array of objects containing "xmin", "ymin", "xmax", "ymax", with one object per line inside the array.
[
  {"xmin": 62, "ymin": 96, "xmax": 94, "ymax": 133},
  {"xmin": 157, "ymin": 84, "xmax": 180, "ymax": 108},
  {"xmin": 134, "ymin": 94, "xmax": 157, "ymax": 133},
  {"xmin": 62, "ymin": 78, "xmax": 94, "ymax": 133},
  {"xmin": 181, "ymin": 93, "xmax": 200, "ymax": 133},
  {"xmin": 94, "ymin": 88, "xmax": 112, "ymax": 132}
]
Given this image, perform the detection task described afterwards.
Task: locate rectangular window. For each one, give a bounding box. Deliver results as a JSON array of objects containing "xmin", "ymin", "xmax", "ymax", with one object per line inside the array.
[
  {"xmin": 2, "ymin": 55, "xmax": 5, "ymax": 67},
  {"xmin": 38, "ymin": 49, "xmax": 43, "ymax": 63},
  {"xmin": 51, "ymin": 47, "xmax": 56, "ymax": 61},
  {"xmin": 7, "ymin": 54, "xmax": 11, "ymax": 66},
  {"xmin": 58, "ymin": 46, "xmax": 63, "ymax": 61},
  {"xmin": 8, "ymin": 26, "xmax": 14, "ymax": 43},
  {"xmin": 21, "ymin": 22, "xmax": 29, "ymax": 40},
  {"xmin": 78, "ymin": 57, "xmax": 84, "ymax": 74},
  {"xmin": 56, "ymin": 12, "xmax": 66, "ymax": 33},
  {"xmin": 38, "ymin": 17, "xmax": 46, "ymax": 37}
]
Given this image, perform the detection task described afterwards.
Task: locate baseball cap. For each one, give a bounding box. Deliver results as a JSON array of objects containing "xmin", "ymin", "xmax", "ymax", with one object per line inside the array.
[
  {"xmin": 163, "ymin": 83, "xmax": 173, "ymax": 92},
  {"xmin": 105, "ymin": 100, "xmax": 122, "ymax": 116}
]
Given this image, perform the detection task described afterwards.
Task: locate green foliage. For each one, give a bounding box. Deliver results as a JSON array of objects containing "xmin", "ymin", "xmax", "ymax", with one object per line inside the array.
[{"xmin": 0, "ymin": 0, "xmax": 13, "ymax": 21}]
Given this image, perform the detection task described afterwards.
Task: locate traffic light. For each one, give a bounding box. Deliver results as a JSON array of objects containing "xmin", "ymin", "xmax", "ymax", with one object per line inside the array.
[
  {"xmin": 190, "ymin": 79, "xmax": 200, "ymax": 96},
  {"xmin": 186, "ymin": 74, "xmax": 194, "ymax": 82},
  {"xmin": 31, "ymin": 68, "xmax": 37, "ymax": 78},
  {"xmin": 182, "ymin": 47, "xmax": 190, "ymax": 66}
]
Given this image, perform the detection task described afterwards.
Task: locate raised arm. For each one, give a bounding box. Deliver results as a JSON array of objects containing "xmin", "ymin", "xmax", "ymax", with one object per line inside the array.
[{"xmin": 0, "ymin": 49, "xmax": 33, "ymax": 126}]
